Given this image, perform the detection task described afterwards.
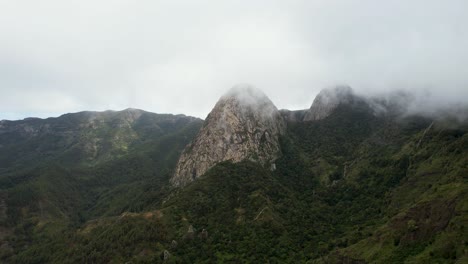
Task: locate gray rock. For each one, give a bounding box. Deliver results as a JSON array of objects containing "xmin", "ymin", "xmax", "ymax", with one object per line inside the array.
[
  {"xmin": 188, "ymin": 225, "xmax": 194, "ymax": 233},
  {"xmin": 270, "ymin": 163, "xmax": 276, "ymax": 171},
  {"xmin": 170, "ymin": 240, "xmax": 178, "ymax": 249},
  {"xmin": 198, "ymin": 229, "xmax": 208, "ymax": 240},
  {"xmin": 163, "ymin": 250, "xmax": 171, "ymax": 261},
  {"xmin": 185, "ymin": 225, "xmax": 195, "ymax": 240},
  {"xmin": 171, "ymin": 85, "xmax": 286, "ymax": 186}
]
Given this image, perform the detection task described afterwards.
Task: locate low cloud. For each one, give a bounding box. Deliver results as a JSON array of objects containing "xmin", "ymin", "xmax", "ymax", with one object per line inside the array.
[
  {"xmin": 363, "ymin": 89, "xmax": 468, "ymax": 124},
  {"xmin": 1, "ymin": 1, "xmax": 467, "ymax": 120}
]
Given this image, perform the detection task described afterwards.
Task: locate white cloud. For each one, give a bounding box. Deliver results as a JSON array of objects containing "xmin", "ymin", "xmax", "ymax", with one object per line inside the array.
[{"xmin": 1, "ymin": 0, "xmax": 467, "ymax": 120}]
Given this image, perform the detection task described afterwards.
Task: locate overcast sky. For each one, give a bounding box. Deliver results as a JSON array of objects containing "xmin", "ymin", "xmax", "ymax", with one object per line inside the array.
[{"xmin": 1, "ymin": 0, "xmax": 467, "ymax": 120}]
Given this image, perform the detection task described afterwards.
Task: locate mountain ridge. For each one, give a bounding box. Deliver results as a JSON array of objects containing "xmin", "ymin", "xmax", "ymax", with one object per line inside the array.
[{"xmin": 0, "ymin": 86, "xmax": 467, "ymax": 263}]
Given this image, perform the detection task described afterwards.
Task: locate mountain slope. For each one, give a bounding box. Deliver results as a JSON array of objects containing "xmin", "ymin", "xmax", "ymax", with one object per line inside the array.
[
  {"xmin": 172, "ymin": 85, "xmax": 285, "ymax": 186},
  {"xmin": 303, "ymin": 85, "xmax": 356, "ymax": 121},
  {"xmin": 0, "ymin": 109, "xmax": 200, "ymax": 172},
  {"xmin": 0, "ymin": 109, "xmax": 203, "ymax": 262},
  {"xmin": 1, "ymin": 89, "xmax": 467, "ymax": 263},
  {"xmin": 163, "ymin": 105, "xmax": 467, "ymax": 263}
]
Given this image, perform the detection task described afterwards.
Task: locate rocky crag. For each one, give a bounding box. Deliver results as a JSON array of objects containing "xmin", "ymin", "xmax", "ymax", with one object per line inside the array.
[{"xmin": 171, "ymin": 85, "xmax": 286, "ymax": 186}]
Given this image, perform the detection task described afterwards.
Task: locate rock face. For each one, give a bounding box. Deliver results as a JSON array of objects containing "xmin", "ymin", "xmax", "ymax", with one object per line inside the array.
[
  {"xmin": 171, "ymin": 85, "xmax": 286, "ymax": 187},
  {"xmin": 199, "ymin": 229, "xmax": 209, "ymax": 240},
  {"xmin": 162, "ymin": 250, "xmax": 171, "ymax": 261},
  {"xmin": 303, "ymin": 86, "xmax": 354, "ymax": 121}
]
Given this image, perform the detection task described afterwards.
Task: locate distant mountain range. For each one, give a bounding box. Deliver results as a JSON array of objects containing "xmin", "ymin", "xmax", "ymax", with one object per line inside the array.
[{"xmin": 0, "ymin": 86, "xmax": 467, "ymax": 263}]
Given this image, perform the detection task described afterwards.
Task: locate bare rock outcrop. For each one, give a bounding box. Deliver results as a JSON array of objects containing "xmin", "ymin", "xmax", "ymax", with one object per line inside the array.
[
  {"xmin": 198, "ymin": 229, "xmax": 209, "ymax": 240},
  {"xmin": 171, "ymin": 85, "xmax": 286, "ymax": 187}
]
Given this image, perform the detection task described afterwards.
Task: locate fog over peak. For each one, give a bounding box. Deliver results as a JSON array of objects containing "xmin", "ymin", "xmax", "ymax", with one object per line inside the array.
[
  {"xmin": 222, "ymin": 84, "xmax": 271, "ymax": 106},
  {"xmin": 1, "ymin": 1, "xmax": 467, "ymax": 120},
  {"xmin": 215, "ymin": 84, "xmax": 280, "ymax": 123},
  {"xmin": 361, "ymin": 88, "xmax": 467, "ymax": 121}
]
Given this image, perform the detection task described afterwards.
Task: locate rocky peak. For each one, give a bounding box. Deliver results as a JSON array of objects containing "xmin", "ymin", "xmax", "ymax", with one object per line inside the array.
[
  {"xmin": 303, "ymin": 86, "xmax": 355, "ymax": 121},
  {"xmin": 171, "ymin": 85, "xmax": 286, "ymax": 187}
]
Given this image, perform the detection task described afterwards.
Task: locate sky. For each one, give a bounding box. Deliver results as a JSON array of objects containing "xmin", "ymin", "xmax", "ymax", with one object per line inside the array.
[{"xmin": 1, "ymin": 0, "xmax": 467, "ymax": 120}]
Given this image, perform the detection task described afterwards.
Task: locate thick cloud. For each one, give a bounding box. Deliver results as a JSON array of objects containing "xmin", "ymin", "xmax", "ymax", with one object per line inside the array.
[{"xmin": 1, "ymin": 0, "xmax": 467, "ymax": 120}]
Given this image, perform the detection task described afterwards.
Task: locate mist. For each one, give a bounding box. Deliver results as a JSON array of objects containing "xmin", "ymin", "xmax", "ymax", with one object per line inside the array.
[
  {"xmin": 1, "ymin": 1, "xmax": 467, "ymax": 120},
  {"xmin": 359, "ymin": 89, "xmax": 468, "ymax": 124}
]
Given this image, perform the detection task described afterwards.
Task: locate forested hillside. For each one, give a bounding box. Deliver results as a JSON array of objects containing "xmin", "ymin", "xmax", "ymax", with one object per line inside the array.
[
  {"xmin": 0, "ymin": 104, "xmax": 466, "ymax": 263},
  {"xmin": 0, "ymin": 110, "xmax": 203, "ymax": 263}
]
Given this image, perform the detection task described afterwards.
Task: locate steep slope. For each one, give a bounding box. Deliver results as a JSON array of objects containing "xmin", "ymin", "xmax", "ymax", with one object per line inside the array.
[
  {"xmin": 171, "ymin": 85, "xmax": 286, "ymax": 186},
  {"xmin": 22, "ymin": 103, "xmax": 465, "ymax": 263},
  {"xmin": 163, "ymin": 105, "xmax": 467, "ymax": 263},
  {"xmin": 303, "ymin": 85, "xmax": 358, "ymax": 121},
  {"xmin": 279, "ymin": 109, "xmax": 307, "ymax": 122},
  {"xmin": 322, "ymin": 122, "xmax": 468, "ymax": 263},
  {"xmin": 0, "ymin": 110, "xmax": 203, "ymax": 261},
  {"xmin": 1, "ymin": 88, "xmax": 467, "ymax": 263}
]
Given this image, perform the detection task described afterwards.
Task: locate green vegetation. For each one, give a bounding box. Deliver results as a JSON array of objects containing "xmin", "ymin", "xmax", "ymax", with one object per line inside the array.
[
  {"xmin": 1, "ymin": 106, "xmax": 467, "ymax": 263},
  {"xmin": 0, "ymin": 111, "xmax": 203, "ymax": 263}
]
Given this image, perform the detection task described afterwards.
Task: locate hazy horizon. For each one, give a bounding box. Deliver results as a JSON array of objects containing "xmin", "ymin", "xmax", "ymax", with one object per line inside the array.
[{"xmin": 2, "ymin": 1, "xmax": 467, "ymax": 120}]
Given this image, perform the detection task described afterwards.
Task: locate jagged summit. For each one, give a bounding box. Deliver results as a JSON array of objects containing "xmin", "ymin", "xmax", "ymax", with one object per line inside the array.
[
  {"xmin": 303, "ymin": 86, "xmax": 356, "ymax": 121},
  {"xmin": 171, "ymin": 85, "xmax": 286, "ymax": 187}
]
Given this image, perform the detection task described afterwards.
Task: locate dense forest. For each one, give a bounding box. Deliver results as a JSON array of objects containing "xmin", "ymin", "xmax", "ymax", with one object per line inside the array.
[{"xmin": 0, "ymin": 105, "xmax": 467, "ymax": 263}]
